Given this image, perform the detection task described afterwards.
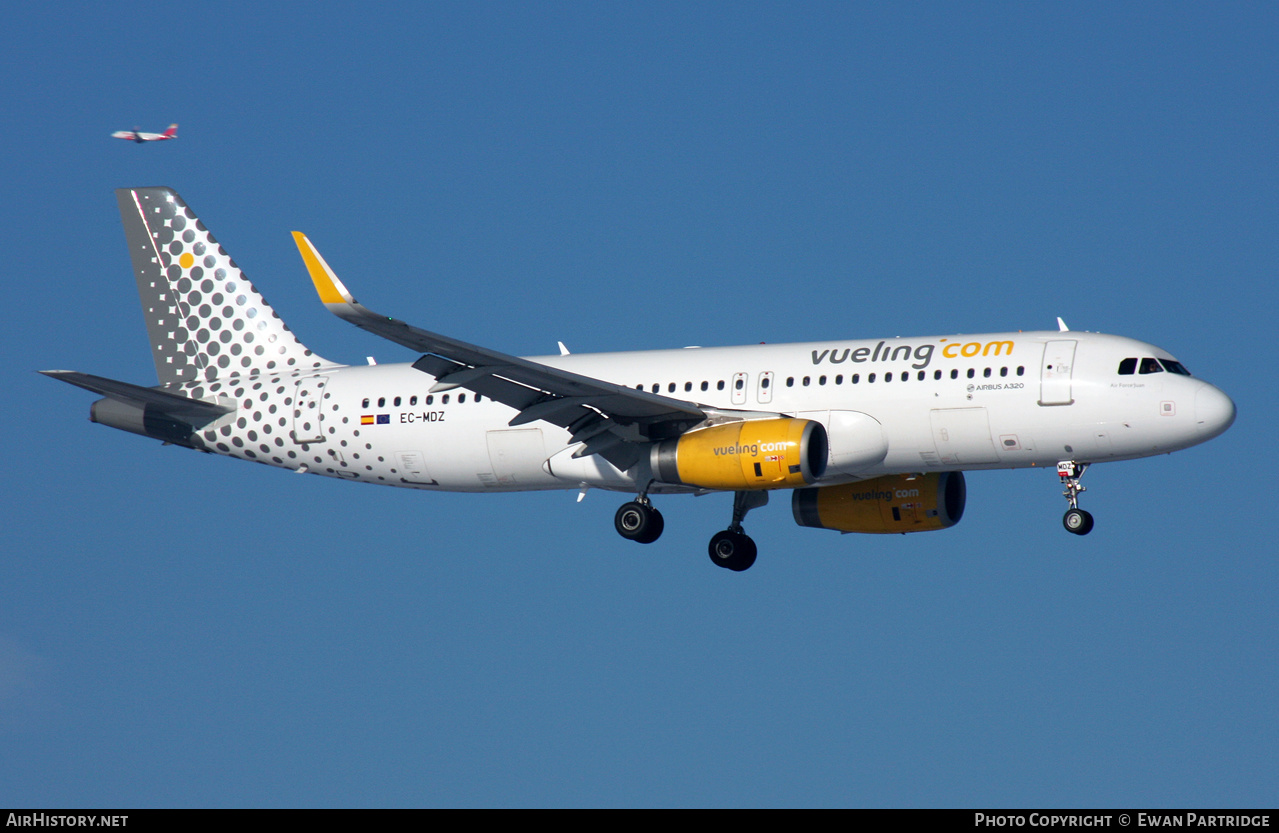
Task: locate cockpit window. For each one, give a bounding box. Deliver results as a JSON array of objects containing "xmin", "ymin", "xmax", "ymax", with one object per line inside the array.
[
  {"xmin": 1139, "ymin": 357, "xmax": 1164, "ymax": 374},
  {"xmin": 1161, "ymin": 359, "xmax": 1192, "ymax": 376},
  {"xmin": 1118, "ymin": 358, "xmax": 1137, "ymax": 375}
]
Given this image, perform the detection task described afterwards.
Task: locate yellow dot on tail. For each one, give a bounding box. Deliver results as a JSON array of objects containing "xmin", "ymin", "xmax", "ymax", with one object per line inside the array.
[{"xmin": 179, "ymin": 252, "xmax": 194, "ymax": 269}]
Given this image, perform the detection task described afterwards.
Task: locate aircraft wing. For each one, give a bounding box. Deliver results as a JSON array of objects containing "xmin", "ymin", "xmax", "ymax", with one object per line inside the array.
[{"xmin": 293, "ymin": 233, "xmax": 708, "ymax": 469}]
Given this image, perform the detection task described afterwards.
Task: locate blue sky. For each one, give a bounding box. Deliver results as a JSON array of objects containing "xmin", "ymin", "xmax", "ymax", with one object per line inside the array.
[{"xmin": 2, "ymin": 2, "xmax": 1275, "ymax": 807}]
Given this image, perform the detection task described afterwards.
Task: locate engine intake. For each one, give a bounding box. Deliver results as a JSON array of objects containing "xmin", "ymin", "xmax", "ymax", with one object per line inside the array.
[
  {"xmin": 652, "ymin": 418, "xmax": 827, "ymax": 491},
  {"xmin": 792, "ymin": 471, "xmax": 966, "ymax": 534}
]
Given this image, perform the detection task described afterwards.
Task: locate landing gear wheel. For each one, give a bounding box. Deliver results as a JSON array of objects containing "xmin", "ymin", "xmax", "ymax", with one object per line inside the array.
[
  {"xmin": 615, "ymin": 501, "xmax": 664, "ymax": 544},
  {"xmin": 638, "ymin": 508, "xmax": 664, "ymax": 544},
  {"xmin": 1057, "ymin": 461, "xmax": 1094, "ymax": 536},
  {"xmin": 708, "ymin": 530, "xmax": 757, "ymax": 572},
  {"xmin": 1063, "ymin": 508, "xmax": 1094, "ymax": 536}
]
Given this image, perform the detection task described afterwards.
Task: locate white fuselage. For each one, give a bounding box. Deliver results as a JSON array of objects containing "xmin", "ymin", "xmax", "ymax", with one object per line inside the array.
[{"xmin": 179, "ymin": 329, "xmax": 1235, "ymax": 494}]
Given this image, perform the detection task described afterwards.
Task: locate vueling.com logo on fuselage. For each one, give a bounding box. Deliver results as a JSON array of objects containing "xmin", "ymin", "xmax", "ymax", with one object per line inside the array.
[{"xmin": 810, "ymin": 338, "xmax": 1015, "ymax": 370}]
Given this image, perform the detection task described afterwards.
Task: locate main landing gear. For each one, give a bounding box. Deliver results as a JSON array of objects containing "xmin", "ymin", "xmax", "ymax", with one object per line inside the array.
[
  {"xmin": 614, "ymin": 495, "xmax": 664, "ymax": 545},
  {"xmin": 612, "ymin": 489, "xmax": 765, "ymax": 571},
  {"xmin": 707, "ymin": 491, "xmax": 768, "ymax": 572},
  {"xmin": 1057, "ymin": 461, "xmax": 1095, "ymax": 536}
]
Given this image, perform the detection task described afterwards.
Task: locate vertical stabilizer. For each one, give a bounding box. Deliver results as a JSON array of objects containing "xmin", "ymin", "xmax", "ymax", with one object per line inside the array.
[{"xmin": 117, "ymin": 187, "xmax": 334, "ymax": 386}]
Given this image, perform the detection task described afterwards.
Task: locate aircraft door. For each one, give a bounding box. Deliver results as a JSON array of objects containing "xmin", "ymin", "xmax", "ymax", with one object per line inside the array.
[
  {"xmin": 1039, "ymin": 340, "xmax": 1077, "ymax": 406},
  {"xmin": 757, "ymin": 371, "xmax": 774, "ymax": 404},
  {"xmin": 731, "ymin": 372, "xmax": 749, "ymax": 405},
  {"xmin": 291, "ymin": 375, "xmax": 328, "ymax": 444},
  {"xmin": 485, "ymin": 428, "xmax": 547, "ymax": 487},
  {"xmin": 929, "ymin": 408, "xmax": 999, "ymax": 465}
]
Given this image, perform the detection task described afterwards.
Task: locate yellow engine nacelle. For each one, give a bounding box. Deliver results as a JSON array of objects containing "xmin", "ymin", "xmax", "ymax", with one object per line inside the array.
[
  {"xmin": 792, "ymin": 472, "xmax": 966, "ymax": 534},
  {"xmin": 651, "ymin": 418, "xmax": 828, "ymax": 491}
]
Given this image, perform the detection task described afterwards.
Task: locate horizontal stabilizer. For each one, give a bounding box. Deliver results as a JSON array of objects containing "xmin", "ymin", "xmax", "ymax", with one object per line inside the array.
[{"xmin": 41, "ymin": 370, "xmax": 233, "ymax": 422}]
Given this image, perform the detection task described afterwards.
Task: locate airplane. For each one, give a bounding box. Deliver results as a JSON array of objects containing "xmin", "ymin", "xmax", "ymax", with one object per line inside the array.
[
  {"xmin": 44, "ymin": 187, "xmax": 1236, "ymax": 571},
  {"xmin": 112, "ymin": 124, "xmax": 178, "ymax": 143}
]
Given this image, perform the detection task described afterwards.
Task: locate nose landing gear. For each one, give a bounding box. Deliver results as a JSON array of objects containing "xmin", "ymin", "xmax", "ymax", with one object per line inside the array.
[{"xmin": 1057, "ymin": 461, "xmax": 1094, "ymax": 535}]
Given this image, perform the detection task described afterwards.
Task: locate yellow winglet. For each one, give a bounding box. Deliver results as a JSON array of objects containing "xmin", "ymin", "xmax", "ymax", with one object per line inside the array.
[{"xmin": 292, "ymin": 231, "xmax": 355, "ymax": 306}]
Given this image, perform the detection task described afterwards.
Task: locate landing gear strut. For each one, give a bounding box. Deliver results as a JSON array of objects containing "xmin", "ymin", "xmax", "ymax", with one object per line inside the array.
[
  {"xmin": 708, "ymin": 491, "xmax": 767, "ymax": 571},
  {"xmin": 1057, "ymin": 461, "xmax": 1094, "ymax": 535},
  {"xmin": 614, "ymin": 488, "xmax": 664, "ymax": 544}
]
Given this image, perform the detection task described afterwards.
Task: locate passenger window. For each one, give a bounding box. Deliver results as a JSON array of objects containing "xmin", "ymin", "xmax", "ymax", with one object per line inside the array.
[
  {"xmin": 458, "ymin": 394, "xmax": 466, "ymax": 403},
  {"xmin": 1017, "ymin": 366, "xmax": 1025, "ymax": 376},
  {"xmin": 762, "ymin": 377, "xmax": 771, "ymax": 388},
  {"xmin": 999, "ymin": 367, "xmax": 1007, "ymax": 377},
  {"xmin": 983, "ymin": 368, "xmax": 992, "ymax": 378},
  {"xmin": 362, "ymin": 398, "xmax": 370, "ymax": 408},
  {"xmin": 377, "ymin": 397, "xmax": 386, "ymax": 407},
  {"xmin": 835, "ymin": 375, "xmax": 843, "ymax": 384},
  {"xmin": 967, "ymin": 369, "xmax": 975, "ymax": 379},
  {"xmin": 734, "ymin": 378, "xmax": 744, "ymax": 390},
  {"xmin": 651, "ymin": 384, "xmax": 659, "ymax": 393},
  {"xmin": 950, "ymin": 369, "xmax": 958, "ymax": 379},
  {"xmin": 717, "ymin": 381, "xmax": 725, "ymax": 391},
  {"xmin": 668, "ymin": 383, "xmax": 676, "ymax": 393},
  {"xmin": 918, "ymin": 371, "xmax": 926, "ymax": 381},
  {"xmin": 1139, "ymin": 357, "xmax": 1164, "ymax": 374},
  {"xmin": 410, "ymin": 396, "xmax": 418, "ymax": 406},
  {"xmin": 934, "ymin": 370, "xmax": 942, "ymax": 380},
  {"xmin": 818, "ymin": 375, "xmax": 826, "ymax": 385},
  {"xmin": 426, "ymin": 395, "xmax": 434, "ymax": 405},
  {"xmin": 685, "ymin": 382, "xmax": 692, "ymax": 392},
  {"xmin": 851, "ymin": 374, "xmax": 860, "ymax": 384},
  {"xmin": 868, "ymin": 373, "xmax": 876, "ymax": 383},
  {"xmin": 802, "ymin": 376, "xmax": 810, "ymax": 386},
  {"xmin": 442, "ymin": 394, "xmax": 450, "ymax": 404},
  {"xmin": 1118, "ymin": 358, "xmax": 1137, "ymax": 375},
  {"xmin": 393, "ymin": 396, "xmax": 402, "ymax": 406},
  {"xmin": 885, "ymin": 372, "xmax": 893, "ymax": 382},
  {"xmin": 786, "ymin": 377, "xmax": 794, "ymax": 387}
]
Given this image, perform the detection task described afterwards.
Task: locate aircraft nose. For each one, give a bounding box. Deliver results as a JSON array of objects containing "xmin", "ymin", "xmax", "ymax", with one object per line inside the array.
[{"xmin": 1195, "ymin": 383, "xmax": 1236, "ymax": 439}]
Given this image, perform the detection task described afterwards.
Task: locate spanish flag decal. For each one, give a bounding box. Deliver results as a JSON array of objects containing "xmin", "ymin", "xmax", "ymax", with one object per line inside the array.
[{"xmin": 361, "ymin": 415, "xmax": 375, "ymax": 425}]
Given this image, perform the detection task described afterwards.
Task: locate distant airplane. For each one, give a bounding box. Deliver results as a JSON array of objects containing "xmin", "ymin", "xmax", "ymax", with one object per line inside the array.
[
  {"xmin": 44, "ymin": 187, "xmax": 1236, "ymax": 571},
  {"xmin": 112, "ymin": 124, "xmax": 178, "ymax": 143}
]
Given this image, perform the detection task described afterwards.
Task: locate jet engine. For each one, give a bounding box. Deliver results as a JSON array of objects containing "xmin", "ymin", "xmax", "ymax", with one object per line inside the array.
[
  {"xmin": 792, "ymin": 471, "xmax": 966, "ymax": 534},
  {"xmin": 651, "ymin": 418, "xmax": 828, "ymax": 491}
]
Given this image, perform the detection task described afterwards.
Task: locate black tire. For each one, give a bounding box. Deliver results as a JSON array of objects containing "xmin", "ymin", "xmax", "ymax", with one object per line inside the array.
[
  {"xmin": 615, "ymin": 501, "xmax": 660, "ymax": 543},
  {"xmin": 708, "ymin": 530, "xmax": 757, "ymax": 571},
  {"xmin": 1063, "ymin": 508, "xmax": 1095, "ymax": 535},
  {"xmin": 636, "ymin": 508, "xmax": 664, "ymax": 544}
]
